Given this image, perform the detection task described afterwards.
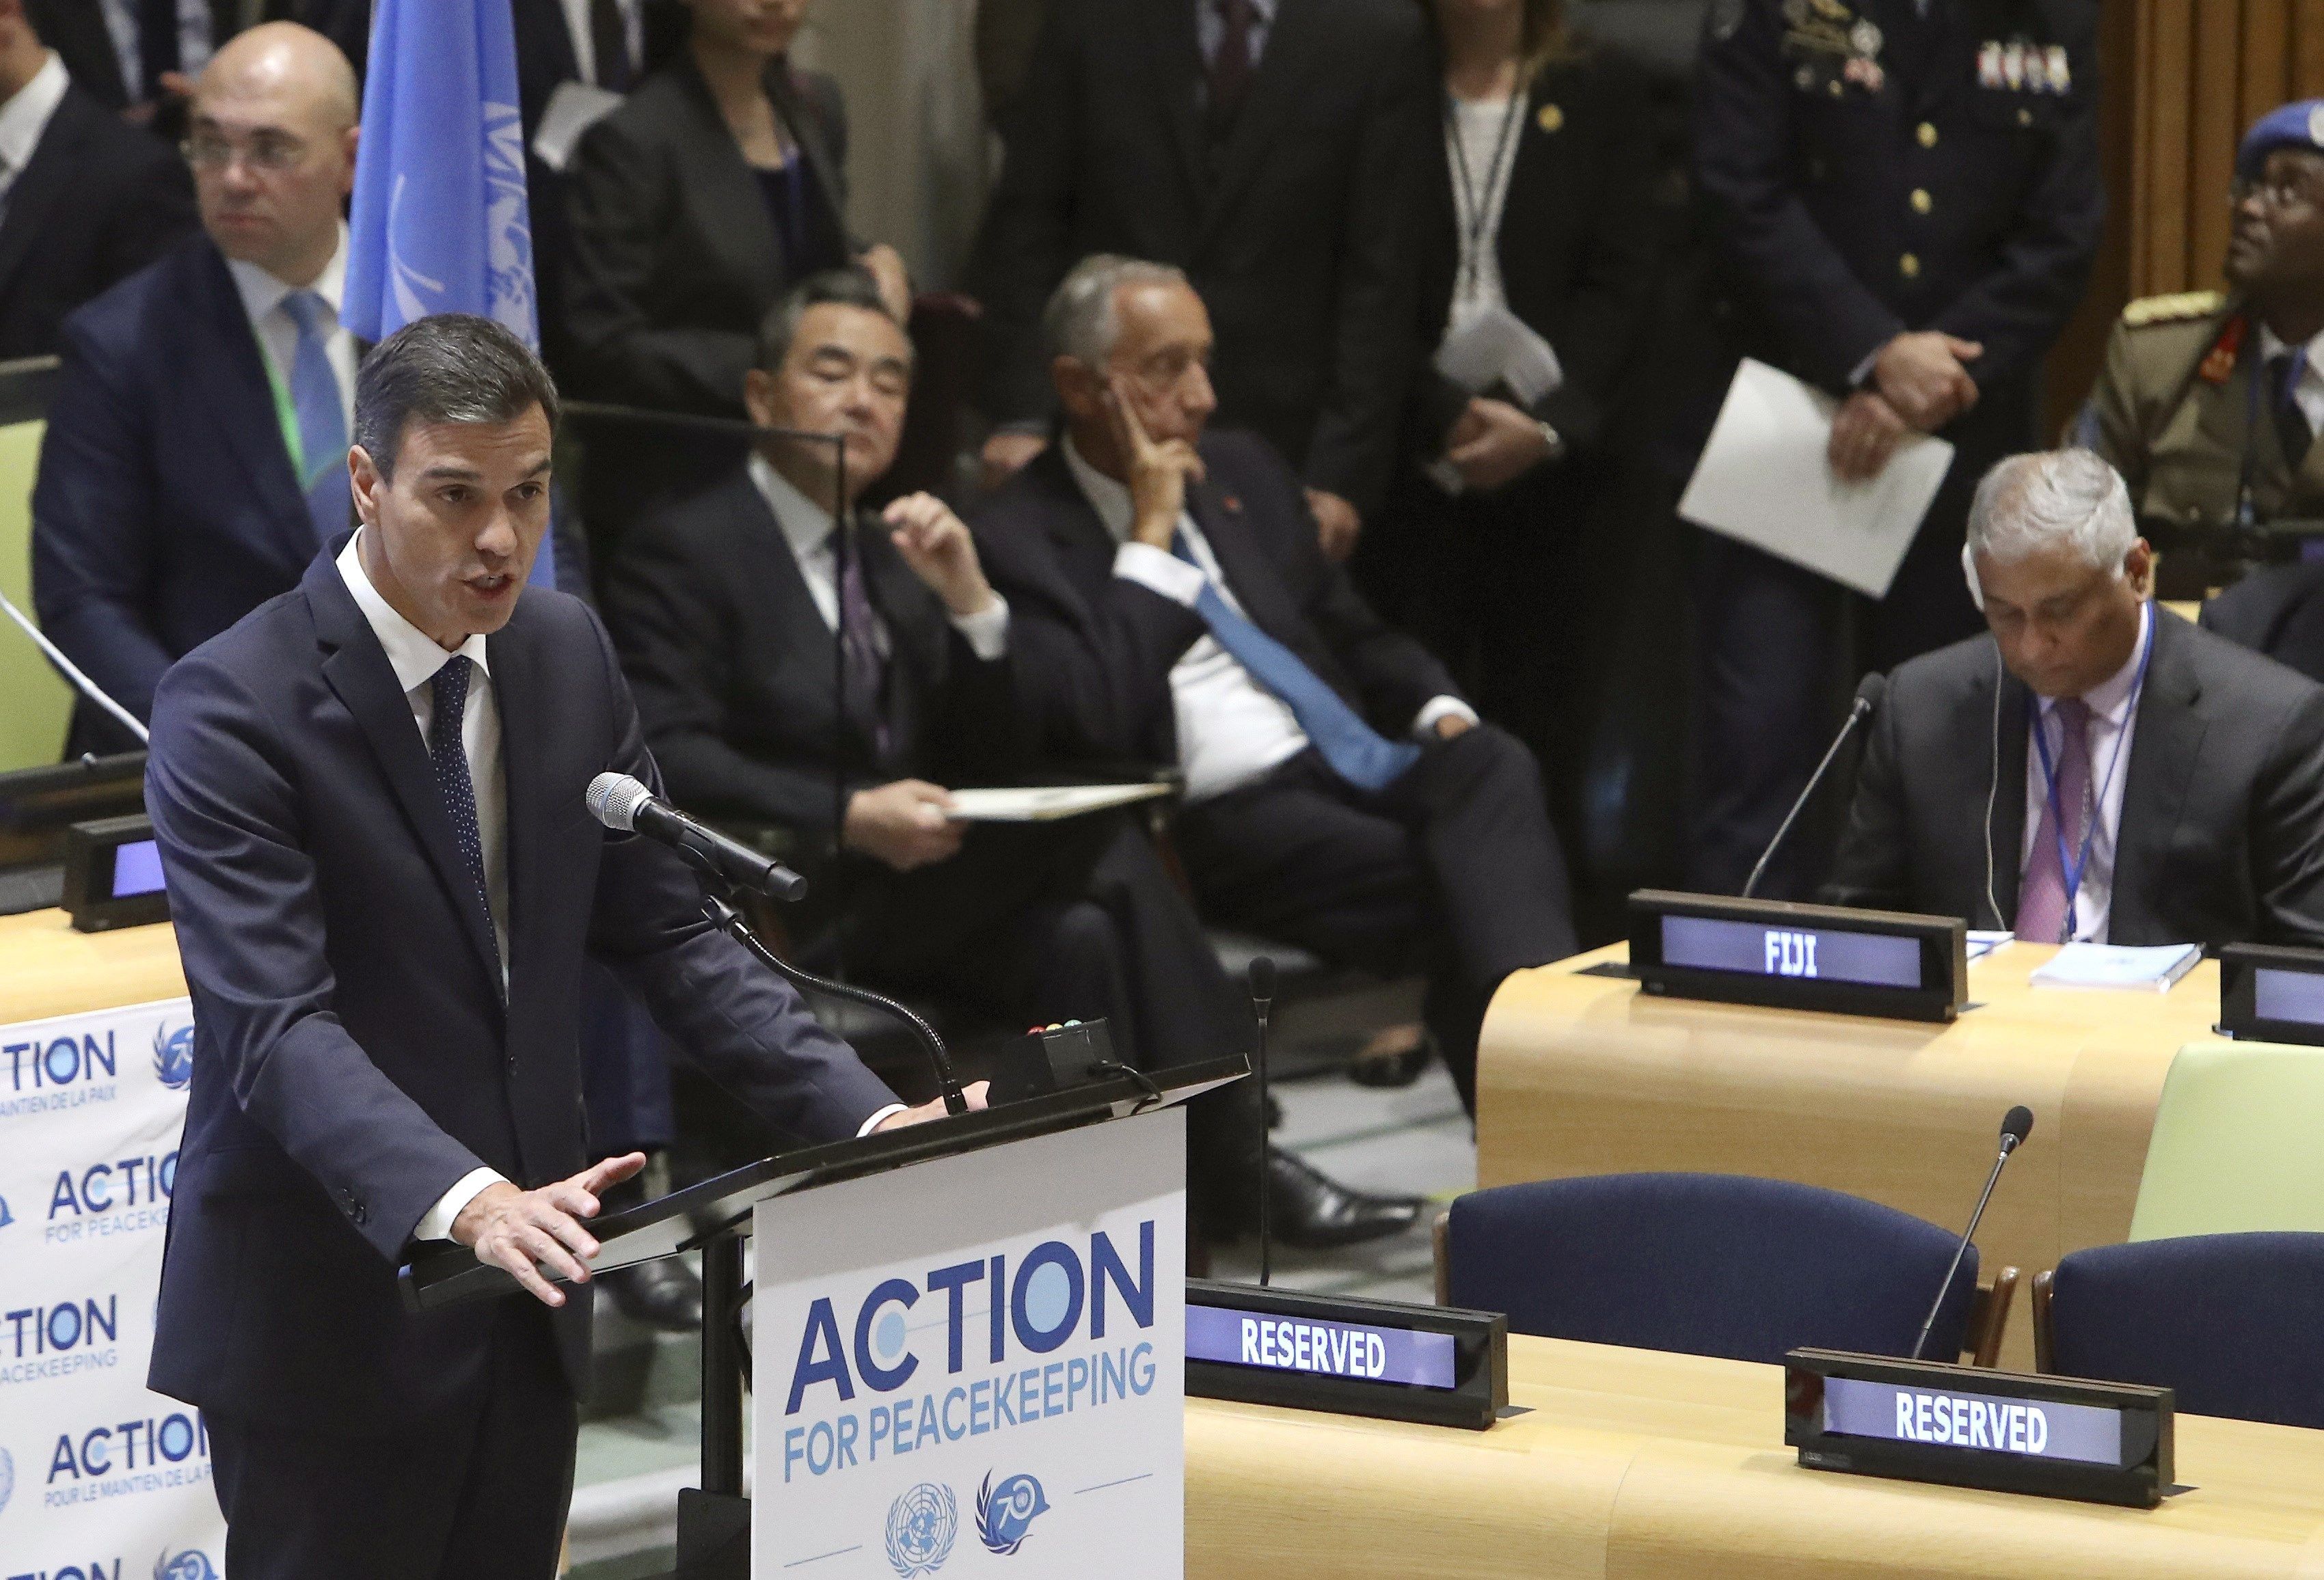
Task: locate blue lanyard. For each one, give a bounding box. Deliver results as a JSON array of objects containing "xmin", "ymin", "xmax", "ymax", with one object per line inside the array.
[{"xmin": 2029, "ymin": 611, "xmax": 2155, "ymax": 942}]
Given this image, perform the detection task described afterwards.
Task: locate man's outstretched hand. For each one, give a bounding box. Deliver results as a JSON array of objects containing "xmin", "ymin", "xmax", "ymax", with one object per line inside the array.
[
  {"xmin": 874, "ymin": 1082, "xmax": 993, "ymax": 1129},
  {"xmin": 452, "ymin": 1152, "xmax": 647, "ymax": 1307}
]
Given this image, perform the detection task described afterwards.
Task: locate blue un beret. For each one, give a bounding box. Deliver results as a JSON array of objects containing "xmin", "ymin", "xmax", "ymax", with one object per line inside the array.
[{"xmin": 2239, "ymin": 100, "xmax": 2324, "ymax": 179}]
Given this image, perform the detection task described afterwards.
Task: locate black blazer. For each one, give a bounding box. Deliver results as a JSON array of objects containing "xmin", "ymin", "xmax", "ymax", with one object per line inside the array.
[
  {"xmin": 603, "ymin": 467, "xmax": 1023, "ymax": 836},
  {"xmin": 37, "ymin": 0, "xmax": 226, "ymax": 110},
  {"xmin": 970, "ymin": 0, "xmax": 1437, "ymax": 513},
  {"xmin": 563, "ymin": 53, "xmax": 851, "ymax": 415},
  {"xmin": 144, "ymin": 553, "xmax": 897, "ymax": 1430},
  {"xmin": 1409, "ymin": 44, "xmax": 1659, "ymax": 458},
  {"xmin": 2202, "ymin": 564, "xmax": 2324, "ymax": 689},
  {"xmin": 1824, "ymin": 608, "xmax": 2324, "ymax": 946},
  {"xmin": 0, "ymin": 82, "xmax": 196, "ymax": 358},
  {"xmin": 969, "ymin": 431, "xmax": 1462, "ymax": 766}
]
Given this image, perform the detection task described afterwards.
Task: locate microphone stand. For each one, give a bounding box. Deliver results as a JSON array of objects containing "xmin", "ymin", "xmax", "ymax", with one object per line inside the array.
[
  {"xmin": 1910, "ymin": 1132, "xmax": 2021, "ymax": 1361},
  {"xmin": 1741, "ymin": 681, "xmax": 1881, "ymax": 900}
]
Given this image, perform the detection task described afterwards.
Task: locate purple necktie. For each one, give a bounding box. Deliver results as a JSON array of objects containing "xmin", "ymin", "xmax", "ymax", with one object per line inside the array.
[
  {"xmin": 836, "ymin": 539, "xmax": 890, "ymax": 760},
  {"xmin": 2016, "ymin": 696, "xmax": 2092, "ymax": 944}
]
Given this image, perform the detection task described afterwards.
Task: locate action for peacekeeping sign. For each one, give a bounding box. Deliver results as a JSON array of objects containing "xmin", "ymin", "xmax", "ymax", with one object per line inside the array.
[
  {"xmin": 755, "ymin": 1109, "xmax": 1187, "ymax": 1578},
  {"xmin": 0, "ymin": 998, "xmax": 224, "ymax": 1580}
]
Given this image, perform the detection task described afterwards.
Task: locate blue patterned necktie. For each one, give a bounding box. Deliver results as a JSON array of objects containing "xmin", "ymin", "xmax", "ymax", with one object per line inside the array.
[
  {"xmin": 835, "ymin": 532, "xmax": 891, "ymax": 759},
  {"xmin": 1172, "ymin": 529, "xmax": 1420, "ymax": 792},
  {"xmin": 282, "ymin": 288, "xmax": 351, "ymax": 543},
  {"xmin": 427, "ymin": 657, "xmax": 497, "ymax": 946}
]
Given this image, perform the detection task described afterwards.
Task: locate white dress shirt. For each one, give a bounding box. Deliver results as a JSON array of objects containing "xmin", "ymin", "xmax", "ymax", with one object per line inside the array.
[
  {"xmin": 2019, "ymin": 601, "xmax": 2151, "ymax": 945},
  {"xmin": 1443, "ymin": 93, "xmax": 1518, "ymax": 333},
  {"xmin": 556, "ymin": 0, "xmax": 643, "ymax": 87},
  {"xmin": 227, "ymin": 222, "xmax": 358, "ymax": 441},
  {"xmin": 2258, "ymin": 324, "xmax": 2324, "ymax": 446},
  {"xmin": 1061, "ymin": 437, "xmax": 1475, "ymax": 802},
  {"xmin": 0, "ymin": 53, "xmax": 67, "ymax": 207},
  {"xmin": 748, "ymin": 454, "xmax": 1010, "ymax": 659},
  {"xmin": 98, "ymin": 0, "xmax": 213, "ymax": 102}
]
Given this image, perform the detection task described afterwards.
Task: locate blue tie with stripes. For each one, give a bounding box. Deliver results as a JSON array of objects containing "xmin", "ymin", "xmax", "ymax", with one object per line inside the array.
[
  {"xmin": 282, "ymin": 289, "xmax": 351, "ymax": 544},
  {"xmin": 1171, "ymin": 529, "xmax": 1420, "ymax": 792}
]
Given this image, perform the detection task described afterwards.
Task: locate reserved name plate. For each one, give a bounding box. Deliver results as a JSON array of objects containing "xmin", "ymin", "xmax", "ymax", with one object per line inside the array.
[
  {"xmin": 1785, "ymin": 1348, "xmax": 2172, "ymax": 1507},
  {"xmin": 2219, "ymin": 942, "xmax": 2324, "ymax": 1047},
  {"xmin": 1628, "ymin": 891, "xmax": 1967, "ymax": 1022},
  {"xmin": 1185, "ymin": 1279, "xmax": 1506, "ymax": 1430}
]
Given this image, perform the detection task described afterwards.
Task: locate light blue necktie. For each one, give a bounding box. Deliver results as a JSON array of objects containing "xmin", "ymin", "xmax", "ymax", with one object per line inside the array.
[
  {"xmin": 1172, "ymin": 529, "xmax": 1420, "ymax": 792},
  {"xmin": 282, "ymin": 289, "xmax": 351, "ymax": 544}
]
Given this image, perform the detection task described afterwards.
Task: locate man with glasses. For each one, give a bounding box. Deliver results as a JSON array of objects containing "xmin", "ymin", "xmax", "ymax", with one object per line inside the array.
[
  {"xmin": 32, "ymin": 21, "xmax": 360, "ymax": 756},
  {"xmin": 2078, "ymin": 101, "xmax": 2324, "ymax": 602}
]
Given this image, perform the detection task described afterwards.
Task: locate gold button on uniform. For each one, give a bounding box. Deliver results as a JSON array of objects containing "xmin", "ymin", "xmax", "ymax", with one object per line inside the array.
[
  {"xmin": 2017, "ymin": 107, "xmax": 2033, "ymax": 127},
  {"xmin": 1900, "ymin": 253, "xmax": 1921, "ymax": 278},
  {"xmin": 1917, "ymin": 121, "xmax": 1938, "ymax": 148},
  {"xmin": 1910, "ymin": 188, "xmax": 1932, "ymax": 214},
  {"xmin": 1535, "ymin": 103, "xmax": 1563, "ymax": 133}
]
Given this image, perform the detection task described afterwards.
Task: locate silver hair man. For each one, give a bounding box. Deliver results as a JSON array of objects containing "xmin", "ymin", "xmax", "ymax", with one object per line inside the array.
[
  {"xmin": 1041, "ymin": 255, "xmax": 1191, "ymax": 366},
  {"xmin": 1967, "ymin": 449, "xmax": 2138, "ymax": 572}
]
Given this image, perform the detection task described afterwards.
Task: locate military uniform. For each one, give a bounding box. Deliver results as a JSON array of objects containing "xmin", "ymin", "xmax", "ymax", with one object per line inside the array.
[{"xmin": 1684, "ymin": 0, "xmax": 2104, "ymax": 897}]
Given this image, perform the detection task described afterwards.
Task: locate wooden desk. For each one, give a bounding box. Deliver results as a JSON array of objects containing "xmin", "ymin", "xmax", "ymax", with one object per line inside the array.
[
  {"xmin": 1186, "ymin": 1334, "xmax": 2324, "ymax": 1579},
  {"xmin": 0, "ymin": 908, "xmax": 184, "ymax": 1023},
  {"xmin": 1475, "ymin": 943, "xmax": 2219, "ymax": 1372}
]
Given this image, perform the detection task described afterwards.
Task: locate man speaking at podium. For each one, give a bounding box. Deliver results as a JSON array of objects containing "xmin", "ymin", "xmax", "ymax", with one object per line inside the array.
[
  {"xmin": 1827, "ymin": 448, "xmax": 2324, "ymax": 947},
  {"xmin": 141, "ymin": 314, "xmax": 973, "ymax": 1577}
]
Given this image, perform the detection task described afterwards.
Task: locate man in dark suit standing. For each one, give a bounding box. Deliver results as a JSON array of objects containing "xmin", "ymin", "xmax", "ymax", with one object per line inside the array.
[
  {"xmin": 144, "ymin": 312, "xmax": 971, "ymax": 1576},
  {"xmin": 0, "ymin": 0, "xmax": 195, "ymax": 357},
  {"xmin": 1684, "ymin": 0, "xmax": 2105, "ymax": 899},
  {"xmin": 607, "ymin": 269, "xmax": 1418, "ymax": 1246},
  {"xmin": 970, "ymin": 0, "xmax": 1437, "ymax": 559},
  {"xmin": 971, "ymin": 258, "xmax": 1578, "ymax": 1109},
  {"xmin": 32, "ymin": 0, "xmax": 224, "ymax": 128},
  {"xmin": 1828, "ymin": 450, "xmax": 2324, "ymax": 946}
]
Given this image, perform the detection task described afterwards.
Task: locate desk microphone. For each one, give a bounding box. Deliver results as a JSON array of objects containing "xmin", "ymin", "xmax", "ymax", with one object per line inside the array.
[
  {"xmin": 0, "ymin": 582, "xmax": 150, "ymax": 747},
  {"xmin": 587, "ymin": 773, "xmax": 809, "ymax": 902},
  {"xmin": 1741, "ymin": 671, "xmax": 1885, "ymax": 899},
  {"xmin": 1249, "ymin": 957, "xmax": 1276, "ymax": 1288},
  {"xmin": 1910, "ymin": 1104, "xmax": 2033, "ymax": 1361}
]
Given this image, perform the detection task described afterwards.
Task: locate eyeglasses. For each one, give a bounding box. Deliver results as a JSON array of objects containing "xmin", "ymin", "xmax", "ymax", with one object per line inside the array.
[
  {"xmin": 180, "ymin": 131, "xmax": 309, "ymax": 173},
  {"xmin": 2232, "ymin": 172, "xmax": 2324, "ymax": 213}
]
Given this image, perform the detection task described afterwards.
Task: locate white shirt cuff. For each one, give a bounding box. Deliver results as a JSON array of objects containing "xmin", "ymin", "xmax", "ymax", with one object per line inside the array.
[
  {"xmin": 1113, "ymin": 541, "xmax": 1206, "ymax": 607},
  {"xmin": 949, "ymin": 594, "xmax": 1010, "ymax": 661},
  {"xmin": 1413, "ymin": 696, "xmax": 1479, "ymax": 739},
  {"xmin": 1849, "ymin": 346, "xmax": 1883, "ymax": 389},
  {"xmin": 859, "ymin": 1103, "xmax": 909, "ymax": 1136},
  {"xmin": 415, "ymin": 1167, "xmax": 506, "ymax": 1242}
]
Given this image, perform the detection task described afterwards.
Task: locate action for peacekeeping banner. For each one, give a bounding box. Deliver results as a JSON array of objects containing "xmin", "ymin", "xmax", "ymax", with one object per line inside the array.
[{"xmin": 0, "ymin": 998, "xmax": 224, "ymax": 1580}]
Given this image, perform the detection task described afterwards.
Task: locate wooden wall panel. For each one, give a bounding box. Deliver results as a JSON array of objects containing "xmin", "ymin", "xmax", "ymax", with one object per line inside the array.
[
  {"xmin": 2295, "ymin": 0, "xmax": 2324, "ymax": 95},
  {"xmin": 2191, "ymin": 3, "xmax": 2247, "ymax": 290}
]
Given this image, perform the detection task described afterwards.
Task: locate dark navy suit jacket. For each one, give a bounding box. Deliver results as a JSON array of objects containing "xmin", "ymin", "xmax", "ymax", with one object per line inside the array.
[{"xmin": 144, "ymin": 553, "xmax": 897, "ymax": 1429}]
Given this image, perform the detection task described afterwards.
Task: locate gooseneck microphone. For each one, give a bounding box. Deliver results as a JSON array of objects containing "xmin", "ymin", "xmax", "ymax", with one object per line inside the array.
[
  {"xmin": 589, "ymin": 773, "xmax": 809, "ymax": 901},
  {"xmin": 1910, "ymin": 1105, "xmax": 2034, "ymax": 1361},
  {"xmin": 1248, "ymin": 957, "xmax": 1278, "ymax": 1288},
  {"xmin": 1, "ymin": 582, "xmax": 150, "ymax": 746},
  {"xmin": 1741, "ymin": 670, "xmax": 1886, "ymax": 900}
]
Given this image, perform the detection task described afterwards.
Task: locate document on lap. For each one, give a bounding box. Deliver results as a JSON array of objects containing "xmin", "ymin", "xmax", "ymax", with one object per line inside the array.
[
  {"xmin": 1679, "ymin": 358, "xmax": 1954, "ymax": 599},
  {"xmin": 940, "ymin": 784, "xmax": 1176, "ymax": 822}
]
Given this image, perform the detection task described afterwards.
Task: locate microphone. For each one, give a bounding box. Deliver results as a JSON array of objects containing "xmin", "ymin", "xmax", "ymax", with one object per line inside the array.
[
  {"xmin": 1248, "ymin": 957, "xmax": 1277, "ymax": 1288},
  {"xmin": 1741, "ymin": 670, "xmax": 1885, "ymax": 900},
  {"xmin": 1910, "ymin": 1105, "xmax": 2034, "ymax": 1361},
  {"xmin": 587, "ymin": 773, "xmax": 808, "ymax": 902},
  {"xmin": 0, "ymin": 582, "xmax": 150, "ymax": 747}
]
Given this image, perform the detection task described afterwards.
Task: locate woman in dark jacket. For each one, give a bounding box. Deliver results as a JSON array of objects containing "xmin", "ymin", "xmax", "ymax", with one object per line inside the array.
[
  {"xmin": 563, "ymin": 0, "xmax": 908, "ymax": 537},
  {"xmin": 1358, "ymin": 0, "xmax": 1660, "ymax": 886}
]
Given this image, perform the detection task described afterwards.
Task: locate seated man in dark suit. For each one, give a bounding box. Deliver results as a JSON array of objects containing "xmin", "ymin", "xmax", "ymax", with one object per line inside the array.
[
  {"xmin": 0, "ymin": 0, "xmax": 196, "ymax": 357},
  {"xmin": 1828, "ymin": 448, "xmax": 2324, "ymax": 946},
  {"xmin": 144, "ymin": 312, "xmax": 971, "ymax": 1576},
  {"xmin": 969, "ymin": 256, "xmax": 1580, "ymax": 1111},
  {"xmin": 606, "ymin": 268, "xmax": 1417, "ymax": 1247}
]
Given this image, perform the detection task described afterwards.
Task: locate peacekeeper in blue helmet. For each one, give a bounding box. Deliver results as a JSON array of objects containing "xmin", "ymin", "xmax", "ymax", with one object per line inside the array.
[{"xmin": 2077, "ymin": 100, "xmax": 2324, "ymax": 597}]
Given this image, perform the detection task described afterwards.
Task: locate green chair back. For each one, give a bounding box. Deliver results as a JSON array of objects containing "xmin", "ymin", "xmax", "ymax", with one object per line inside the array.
[{"xmin": 2129, "ymin": 1041, "xmax": 2324, "ymax": 1241}]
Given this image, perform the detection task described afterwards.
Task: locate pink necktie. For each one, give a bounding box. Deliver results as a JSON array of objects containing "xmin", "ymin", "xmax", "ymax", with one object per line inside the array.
[{"xmin": 2016, "ymin": 696, "xmax": 2092, "ymax": 944}]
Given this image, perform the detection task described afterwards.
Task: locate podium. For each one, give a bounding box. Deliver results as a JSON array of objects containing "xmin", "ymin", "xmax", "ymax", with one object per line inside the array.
[{"xmin": 403, "ymin": 1054, "xmax": 1241, "ymax": 1579}]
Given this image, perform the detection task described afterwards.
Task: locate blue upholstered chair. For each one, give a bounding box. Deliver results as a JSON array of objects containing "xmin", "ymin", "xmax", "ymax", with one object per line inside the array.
[
  {"xmin": 2035, "ymin": 1232, "xmax": 2324, "ymax": 1430},
  {"xmin": 1439, "ymin": 1173, "xmax": 2013, "ymax": 1367}
]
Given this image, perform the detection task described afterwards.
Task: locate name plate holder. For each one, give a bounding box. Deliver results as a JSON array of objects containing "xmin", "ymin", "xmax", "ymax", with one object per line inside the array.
[
  {"xmin": 1785, "ymin": 1348, "xmax": 2173, "ymax": 1508},
  {"xmin": 1628, "ymin": 890, "xmax": 1967, "ymax": 1023},
  {"xmin": 2218, "ymin": 942, "xmax": 2324, "ymax": 1046},
  {"xmin": 1183, "ymin": 1279, "xmax": 1507, "ymax": 1430}
]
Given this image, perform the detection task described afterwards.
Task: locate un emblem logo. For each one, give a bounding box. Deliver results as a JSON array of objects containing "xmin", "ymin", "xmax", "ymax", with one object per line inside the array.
[
  {"xmin": 154, "ymin": 1553, "xmax": 219, "ymax": 1580},
  {"xmin": 884, "ymin": 1482, "xmax": 958, "ymax": 1576},
  {"xmin": 0, "ymin": 1445, "xmax": 14, "ymax": 1515},
  {"xmin": 152, "ymin": 1024, "xmax": 194, "ymax": 1091},
  {"xmin": 975, "ymin": 1471, "xmax": 1051, "ymax": 1556},
  {"xmin": 0, "ymin": 1193, "xmax": 14, "ymax": 1231}
]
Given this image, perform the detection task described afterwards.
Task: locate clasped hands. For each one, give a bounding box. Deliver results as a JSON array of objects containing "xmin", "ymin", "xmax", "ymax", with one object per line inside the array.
[{"xmin": 1828, "ymin": 331, "xmax": 1984, "ymax": 483}]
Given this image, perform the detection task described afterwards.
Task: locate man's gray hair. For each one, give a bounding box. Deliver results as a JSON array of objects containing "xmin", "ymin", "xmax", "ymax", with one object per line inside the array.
[
  {"xmin": 1965, "ymin": 449, "xmax": 2137, "ymax": 573},
  {"xmin": 1041, "ymin": 254, "xmax": 1189, "ymax": 366}
]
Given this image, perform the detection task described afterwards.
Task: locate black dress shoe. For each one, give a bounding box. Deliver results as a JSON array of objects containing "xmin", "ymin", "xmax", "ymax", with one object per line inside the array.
[
  {"xmin": 603, "ymin": 1255, "xmax": 704, "ymax": 1333},
  {"xmin": 1260, "ymin": 1148, "xmax": 1424, "ymax": 1250}
]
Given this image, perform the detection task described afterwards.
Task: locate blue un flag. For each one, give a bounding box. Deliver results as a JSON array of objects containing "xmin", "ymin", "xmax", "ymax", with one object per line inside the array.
[{"xmin": 344, "ymin": 0, "xmax": 556, "ymax": 588}]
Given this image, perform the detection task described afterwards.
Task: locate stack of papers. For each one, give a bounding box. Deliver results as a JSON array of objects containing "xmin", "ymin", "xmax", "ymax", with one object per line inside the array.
[
  {"xmin": 2027, "ymin": 943, "xmax": 2202, "ymax": 993},
  {"xmin": 941, "ymin": 784, "xmax": 1174, "ymax": 823},
  {"xmin": 1966, "ymin": 931, "xmax": 2013, "ymax": 962}
]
